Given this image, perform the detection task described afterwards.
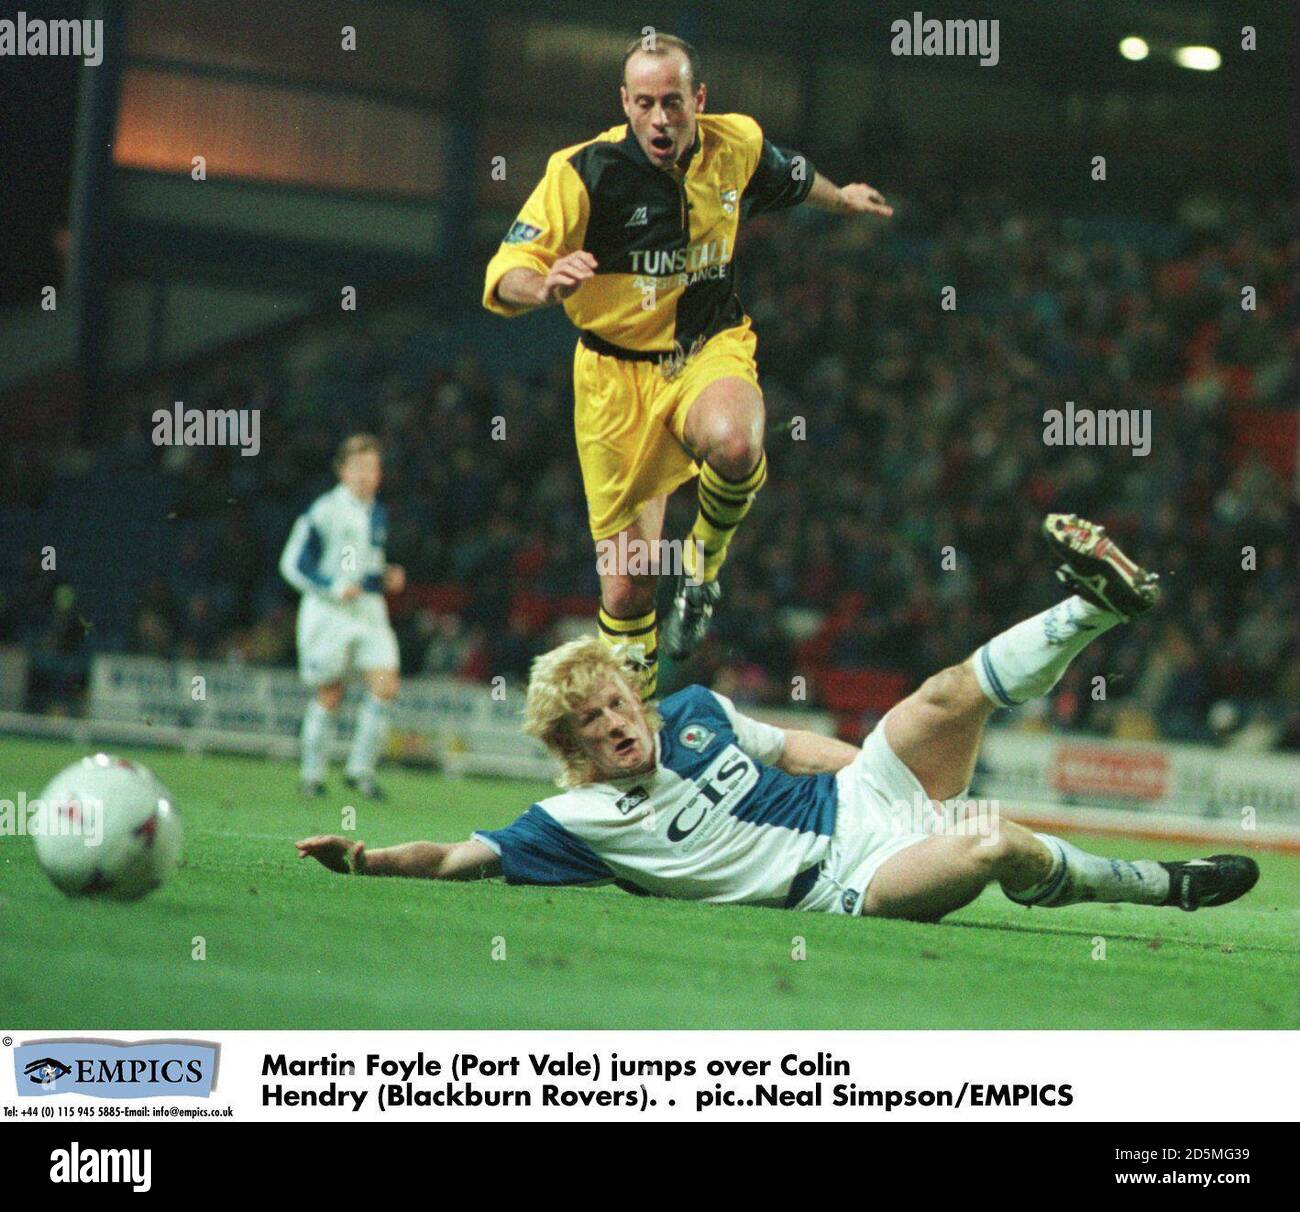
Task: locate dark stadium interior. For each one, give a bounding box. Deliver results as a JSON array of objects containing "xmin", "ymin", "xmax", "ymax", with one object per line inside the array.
[{"xmin": 1, "ymin": 0, "xmax": 1297, "ymax": 750}]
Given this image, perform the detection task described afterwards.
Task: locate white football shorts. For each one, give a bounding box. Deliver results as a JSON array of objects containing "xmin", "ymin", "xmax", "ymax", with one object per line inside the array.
[
  {"xmin": 795, "ymin": 718, "xmax": 943, "ymax": 915},
  {"xmin": 296, "ymin": 594, "xmax": 399, "ymax": 687}
]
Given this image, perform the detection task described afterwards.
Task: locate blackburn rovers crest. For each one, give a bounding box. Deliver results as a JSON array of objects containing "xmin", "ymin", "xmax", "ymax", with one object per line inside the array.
[{"xmin": 678, "ymin": 723, "xmax": 714, "ymax": 751}]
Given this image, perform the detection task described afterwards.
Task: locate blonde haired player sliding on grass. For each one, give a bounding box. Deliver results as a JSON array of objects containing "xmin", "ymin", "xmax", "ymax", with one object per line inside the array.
[
  {"xmin": 482, "ymin": 31, "xmax": 893, "ymax": 698},
  {"xmin": 280, "ymin": 435, "xmax": 406, "ymax": 801},
  {"xmin": 298, "ymin": 517, "xmax": 1259, "ymax": 919}
]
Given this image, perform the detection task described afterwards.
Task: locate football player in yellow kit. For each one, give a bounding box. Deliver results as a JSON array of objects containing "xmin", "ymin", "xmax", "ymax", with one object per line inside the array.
[{"xmin": 484, "ymin": 32, "xmax": 892, "ymax": 697}]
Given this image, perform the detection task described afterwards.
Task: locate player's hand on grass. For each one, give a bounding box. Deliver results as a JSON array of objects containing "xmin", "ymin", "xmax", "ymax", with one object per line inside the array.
[
  {"xmin": 839, "ymin": 183, "xmax": 894, "ymax": 218},
  {"xmin": 296, "ymin": 835, "xmax": 366, "ymax": 875},
  {"xmin": 384, "ymin": 564, "xmax": 406, "ymax": 594},
  {"xmin": 542, "ymin": 251, "xmax": 598, "ymax": 302}
]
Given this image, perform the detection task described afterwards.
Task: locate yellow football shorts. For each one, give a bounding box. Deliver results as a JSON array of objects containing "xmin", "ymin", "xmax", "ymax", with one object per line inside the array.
[{"xmin": 573, "ymin": 318, "xmax": 760, "ymax": 541}]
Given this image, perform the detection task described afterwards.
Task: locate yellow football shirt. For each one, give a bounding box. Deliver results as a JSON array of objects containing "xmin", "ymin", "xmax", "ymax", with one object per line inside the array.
[{"xmin": 483, "ymin": 113, "xmax": 814, "ymax": 354}]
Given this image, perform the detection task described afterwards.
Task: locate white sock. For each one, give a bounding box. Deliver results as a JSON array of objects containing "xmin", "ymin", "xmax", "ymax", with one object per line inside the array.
[
  {"xmin": 1008, "ymin": 834, "xmax": 1169, "ymax": 907},
  {"xmin": 300, "ymin": 700, "xmax": 335, "ymax": 783},
  {"xmin": 346, "ymin": 694, "xmax": 392, "ymax": 779},
  {"xmin": 972, "ymin": 596, "xmax": 1120, "ymax": 708}
]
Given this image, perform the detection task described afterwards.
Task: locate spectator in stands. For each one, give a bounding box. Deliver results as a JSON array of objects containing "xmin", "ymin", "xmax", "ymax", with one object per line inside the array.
[{"xmin": 4, "ymin": 193, "xmax": 1295, "ymax": 745}]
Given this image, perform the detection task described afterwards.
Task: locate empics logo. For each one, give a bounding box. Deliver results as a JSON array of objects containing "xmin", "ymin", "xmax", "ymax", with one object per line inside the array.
[
  {"xmin": 50, "ymin": 1142, "xmax": 152, "ymax": 1193},
  {"xmin": 23, "ymin": 1057, "xmax": 72, "ymax": 1086},
  {"xmin": 15, "ymin": 1040, "xmax": 218, "ymax": 1099}
]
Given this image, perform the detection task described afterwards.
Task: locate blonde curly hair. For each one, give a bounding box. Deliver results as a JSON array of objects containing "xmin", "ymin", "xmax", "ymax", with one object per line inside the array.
[{"xmin": 523, "ymin": 636, "xmax": 661, "ymax": 788}]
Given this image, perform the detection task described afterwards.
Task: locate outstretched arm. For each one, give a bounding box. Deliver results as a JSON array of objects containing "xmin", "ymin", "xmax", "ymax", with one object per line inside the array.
[
  {"xmin": 805, "ymin": 172, "xmax": 893, "ymax": 218},
  {"xmin": 296, "ymin": 835, "xmax": 501, "ymax": 880}
]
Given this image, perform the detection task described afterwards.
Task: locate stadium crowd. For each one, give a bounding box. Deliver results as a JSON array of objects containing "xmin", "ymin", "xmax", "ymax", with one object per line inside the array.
[{"xmin": 3, "ymin": 192, "xmax": 1297, "ymax": 747}]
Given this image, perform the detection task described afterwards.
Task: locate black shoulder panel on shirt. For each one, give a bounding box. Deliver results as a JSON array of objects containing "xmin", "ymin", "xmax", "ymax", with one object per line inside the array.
[
  {"xmin": 567, "ymin": 140, "xmax": 687, "ymax": 271},
  {"xmin": 741, "ymin": 139, "xmax": 815, "ymax": 220}
]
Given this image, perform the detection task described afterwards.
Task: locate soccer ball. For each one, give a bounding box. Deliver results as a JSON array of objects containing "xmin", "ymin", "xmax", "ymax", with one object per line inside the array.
[{"xmin": 33, "ymin": 754, "xmax": 182, "ymax": 901}]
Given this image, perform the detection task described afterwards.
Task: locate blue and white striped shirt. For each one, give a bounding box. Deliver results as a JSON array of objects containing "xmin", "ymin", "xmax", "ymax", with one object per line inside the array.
[
  {"xmin": 279, "ymin": 484, "xmax": 389, "ymax": 600},
  {"xmin": 475, "ymin": 686, "xmax": 837, "ymax": 908}
]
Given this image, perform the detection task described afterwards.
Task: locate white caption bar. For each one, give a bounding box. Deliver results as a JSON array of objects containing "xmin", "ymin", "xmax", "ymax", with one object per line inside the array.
[{"xmin": 2, "ymin": 1031, "xmax": 1289, "ymax": 1122}]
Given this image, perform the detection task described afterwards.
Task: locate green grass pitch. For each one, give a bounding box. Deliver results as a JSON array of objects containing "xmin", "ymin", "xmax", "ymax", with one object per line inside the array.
[{"xmin": 2, "ymin": 735, "xmax": 1298, "ymax": 1030}]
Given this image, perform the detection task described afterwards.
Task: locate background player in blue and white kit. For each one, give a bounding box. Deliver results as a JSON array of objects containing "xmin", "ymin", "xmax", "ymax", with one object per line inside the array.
[
  {"xmin": 297, "ymin": 516, "xmax": 1258, "ymax": 918},
  {"xmin": 279, "ymin": 434, "xmax": 405, "ymax": 799}
]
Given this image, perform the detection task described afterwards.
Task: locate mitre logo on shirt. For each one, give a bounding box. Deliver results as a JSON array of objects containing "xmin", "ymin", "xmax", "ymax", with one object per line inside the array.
[{"xmin": 614, "ymin": 786, "xmax": 649, "ymax": 815}]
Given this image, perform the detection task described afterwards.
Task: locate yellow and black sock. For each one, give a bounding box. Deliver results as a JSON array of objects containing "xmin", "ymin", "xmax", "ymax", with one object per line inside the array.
[
  {"xmin": 682, "ymin": 451, "xmax": 767, "ymax": 584},
  {"xmin": 597, "ymin": 605, "xmax": 658, "ymax": 700}
]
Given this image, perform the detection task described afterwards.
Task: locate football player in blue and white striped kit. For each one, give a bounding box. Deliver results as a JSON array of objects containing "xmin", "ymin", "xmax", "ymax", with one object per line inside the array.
[
  {"xmin": 298, "ymin": 516, "xmax": 1257, "ymax": 918},
  {"xmin": 280, "ymin": 435, "xmax": 405, "ymax": 800}
]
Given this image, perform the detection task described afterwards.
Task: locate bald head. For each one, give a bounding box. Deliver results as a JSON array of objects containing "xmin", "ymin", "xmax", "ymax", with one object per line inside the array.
[
  {"xmin": 621, "ymin": 32, "xmax": 700, "ymax": 90},
  {"xmin": 620, "ymin": 35, "xmax": 706, "ymax": 171}
]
